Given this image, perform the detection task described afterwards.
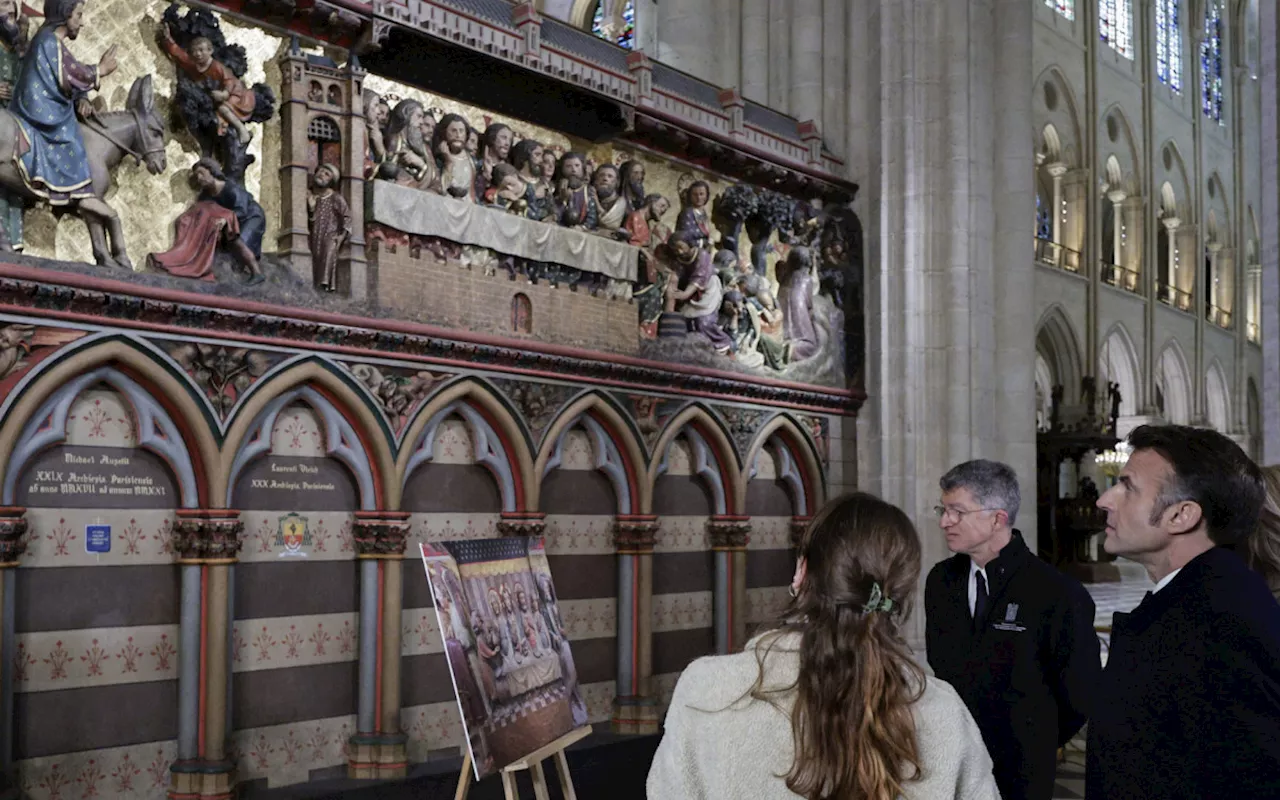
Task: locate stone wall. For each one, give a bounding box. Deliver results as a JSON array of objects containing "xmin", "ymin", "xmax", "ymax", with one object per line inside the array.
[{"xmin": 369, "ymin": 241, "xmax": 640, "ymax": 356}]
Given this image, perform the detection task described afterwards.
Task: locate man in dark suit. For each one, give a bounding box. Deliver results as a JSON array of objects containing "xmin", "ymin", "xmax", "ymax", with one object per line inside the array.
[
  {"xmin": 1087, "ymin": 424, "xmax": 1280, "ymax": 798},
  {"xmin": 925, "ymin": 459, "xmax": 1100, "ymax": 800}
]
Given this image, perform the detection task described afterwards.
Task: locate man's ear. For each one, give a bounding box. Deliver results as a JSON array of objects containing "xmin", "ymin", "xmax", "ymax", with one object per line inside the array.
[{"xmin": 1166, "ymin": 500, "xmax": 1205, "ymax": 535}]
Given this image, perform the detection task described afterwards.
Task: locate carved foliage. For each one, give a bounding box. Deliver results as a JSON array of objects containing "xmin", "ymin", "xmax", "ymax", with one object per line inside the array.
[
  {"xmin": 716, "ymin": 406, "xmax": 769, "ymax": 464},
  {"xmin": 0, "ymin": 509, "xmax": 29, "ymax": 564},
  {"xmin": 352, "ymin": 516, "xmax": 409, "ymax": 556},
  {"xmin": 491, "ymin": 379, "xmax": 578, "ymax": 446},
  {"xmin": 706, "ymin": 519, "xmax": 751, "ymax": 550},
  {"xmin": 167, "ymin": 343, "xmax": 281, "ymax": 418},
  {"xmin": 172, "ymin": 515, "xmax": 245, "ymax": 561},
  {"xmin": 495, "ymin": 519, "xmax": 546, "ymax": 538},
  {"xmin": 613, "ymin": 519, "xmax": 658, "ymax": 553},
  {"xmin": 349, "ymin": 364, "xmax": 439, "ymax": 434}
]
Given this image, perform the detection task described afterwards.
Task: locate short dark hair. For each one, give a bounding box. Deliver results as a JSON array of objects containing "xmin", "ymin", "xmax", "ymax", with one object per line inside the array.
[
  {"xmin": 1128, "ymin": 424, "xmax": 1264, "ymax": 546},
  {"xmin": 939, "ymin": 459, "xmax": 1021, "ymax": 525}
]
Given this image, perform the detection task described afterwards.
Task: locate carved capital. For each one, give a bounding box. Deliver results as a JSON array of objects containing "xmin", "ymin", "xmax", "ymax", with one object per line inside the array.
[
  {"xmin": 495, "ymin": 515, "xmax": 547, "ymax": 538},
  {"xmin": 172, "ymin": 511, "xmax": 244, "ymax": 563},
  {"xmin": 789, "ymin": 517, "xmax": 811, "ymax": 548},
  {"xmin": 353, "ymin": 512, "xmax": 411, "ymax": 558},
  {"xmin": 707, "ymin": 517, "xmax": 751, "ymax": 551},
  {"xmin": 614, "ymin": 516, "xmax": 658, "ymax": 553},
  {"xmin": 0, "ymin": 507, "xmax": 28, "ymax": 566}
]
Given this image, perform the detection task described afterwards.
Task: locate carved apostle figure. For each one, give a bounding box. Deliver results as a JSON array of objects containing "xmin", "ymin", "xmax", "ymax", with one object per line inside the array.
[
  {"xmin": 625, "ymin": 193, "xmax": 670, "ymax": 265},
  {"xmin": 433, "ymin": 113, "xmax": 475, "ymax": 201},
  {"xmin": 381, "ymin": 98, "xmax": 439, "ymax": 192},
  {"xmin": 509, "ymin": 138, "xmax": 552, "ymax": 221},
  {"xmin": 555, "ymin": 152, "xmax": 596, "ymax": 229},
  {"xmin": 591, "ymin": 163, "xmax": 629, "ymax": 240},
  {"xmin": 666, "ymin": 229, "xmax": 733, "ymax": 354},
  {"xmin": 539, "ymin": 148, "xmax": 558, "ymax": 194},
  {"xmin": 476, "ymin": 122, "xmax": 512, "ymax": 191},
  {"xmin": 148, "ymin": 157, "xmax": 264, "ymax": 285},
  {"xmin": 483, "ymin": 163, "xmax": 528, "ymax": 215},
  {"xmin": 307, "ymin": 163, "xmax": 351, "ymax": 292},
  {"xmin": 778, "ymin": 247, "xmax": 819, "ymax": 361},
  {"xmin": 619, "ymin": 159, "xmax": 646, "ymax": 213},
  {"xmin": 362, "ymin": 89, "xmax": 390, "ymax": 176},
  {"xmin": 676, "ymin": 179, "xmax": 713, "ymax": 250}
]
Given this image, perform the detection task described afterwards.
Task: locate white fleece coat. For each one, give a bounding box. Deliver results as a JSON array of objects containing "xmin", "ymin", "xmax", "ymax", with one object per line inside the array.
[{"xmin": 646, "ymin": 632, "xmax": 1002, "ymax": 800}]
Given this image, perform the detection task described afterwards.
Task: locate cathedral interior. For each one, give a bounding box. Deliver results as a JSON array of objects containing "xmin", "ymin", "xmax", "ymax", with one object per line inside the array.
[{"xmin": 0, "ymin": 0, "xmax": 1273, "ymax": 798}]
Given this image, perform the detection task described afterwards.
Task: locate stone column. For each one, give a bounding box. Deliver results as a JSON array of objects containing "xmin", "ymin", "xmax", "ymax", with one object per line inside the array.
[
  {"xmin": 821, "ymin": 0, "xmax": 846, "ymax": 158},
  {"xmin": 706, "ymin": 517, "xmax": 750, "ymax": 654},
  {"xmin": 767, "ymin": 0, "xmax": 790, "ymax": 113},
  {"xmin": 339, "ymin": 59, "xmax": 370, "ymax": 302},
  {"xmin": 789, "ymin": 0, "xmax": 823, "ymax": 131},
  {"xmin": 1264, "ymin": 0, "xmax": 1279, "ymax": 460},
  {"xmin": 276, "ymin": 40, "xmax": 312, "ymax": 281},
  {"xmin": 1107, "ymin": 189, "xmax": 1126, "ymax": 278},
  {"xmin": 654, "ymin": 0, "xmax": 718, "ymax": 84},
  {"xmin": 1207, "ymin": 241, "xmax": 1223, "ymax": 323},
  {"xmin": 1047, "ymin": 162, "xmax": 1067, "ymax": 250},
  {"xmin": 611, "ymin": 515, "xmax": 658, "ymax": 734},
  {"xmin": 740, "ymin": 0, "xmax": 769, "ymax": 104},
  {"xmin": 168, "ymin": 509, "xmax": 244, "ymax": 800},
  {"xmin": 851, "ymin": 0, "xmax": 1035, "ymax": 650},
  {"xmin": 1162, "ymin": 217, "xmax": 1181, "ymax": 304},
  {"xmin": 348, "ymin": 512, "xmax": 410, "ymax": 780},
  {"xmin": 0, "ymin": 507, "xmax": 26, "ymax": 799}
]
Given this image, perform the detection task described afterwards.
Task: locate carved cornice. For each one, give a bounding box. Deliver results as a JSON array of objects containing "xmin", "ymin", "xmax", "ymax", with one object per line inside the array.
[
  {"xmin": 172, "ymin": 511, "xmax": 245, "ymax": 563},
  {"xmin": 0, "ymin": 268, "xmax": 861, "ymax": 413},
  {"xmin": 0, "ymin": 506, "xmax": 28, "ymax": 566},
  {"xmin": 614, "ymin": 516, "xmax": 659, "ymax": 553},
  {"xmin": 353, "ymin": 512, "xmax": 411, "ymax": 558},
  {"xmin": 707, "ymin": 517, "xmax": 751, "ymax": 551}
]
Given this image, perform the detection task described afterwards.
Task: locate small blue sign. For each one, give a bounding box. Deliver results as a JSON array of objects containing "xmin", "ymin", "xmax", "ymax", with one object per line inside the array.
[{"xmin": 86, "ymin": 525, "xmax": 111, "ymax": 554}]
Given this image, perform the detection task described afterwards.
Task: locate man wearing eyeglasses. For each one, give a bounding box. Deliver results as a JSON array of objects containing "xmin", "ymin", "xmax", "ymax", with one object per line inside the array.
[{"xmin": 924, "ymin": 459, "xmax": 1100, "ymax": 800}]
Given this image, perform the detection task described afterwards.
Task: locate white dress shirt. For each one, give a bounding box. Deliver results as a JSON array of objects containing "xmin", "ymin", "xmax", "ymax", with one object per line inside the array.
[
  {"xmin": 968, "ymin": 558, "xmax": 989, "ymax": 616},
  {"xmin": 1151, "ymin": 567, "xmax": 1182, "ymax": 594}
]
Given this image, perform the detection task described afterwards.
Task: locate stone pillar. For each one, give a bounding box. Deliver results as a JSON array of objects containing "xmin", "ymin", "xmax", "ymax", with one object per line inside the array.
[
  {"xmin": 1047, "ymin": 162, "xmax": 1067, "ymax": 249},
  {"xmin": 276, "ymin": 39, "xmax": 312, "ymax": 281},
  {"xmin": 168, "ymin": 509, "xmax": 244, "ymax": 800},
  {"xmin": 1263, "ymin": 0, "xmax": 1279, "ymax": 461},
  {"xmin": 740, "ymin": 0, "xmax": 769, "ymax": 104},
  {"xmin": 339, "ymin": 60, "xmax": 370, "ymax": 302},
  {"xmin": 0, "ymin": 507, "xmax": 26, "ymax": 799},
  {"xmin": 1106, "ymin": 189, "xmax": 1126, "ymax": 275},
  {"xmin": 1162, "ymin": 217, "xmax": 1181, "ymax": 303},
  {"xmin": 1207, "ymin": 241, "xmax": 1223, "ymax": 322},
  {"xmin": 821, "ymin": 0, "xmax": 846, "ymax": 158},
  {"xmin": 789, "ymin": 0, "xmax": 823, "ymax": 131},
  {"xmin": 851, "ymin": 0, "xmax": 1035, "ymax": 650},
  {"xmin": 348, "ymin": 512, "xmax": 410, "ymax": 780},
  {"xmin": 767, "ymin": 0, "xmax": 790, "ymax": 113},
  {"xmin": 611, "ymin": 515, "xmax": 658, "ymax": 734},
  {"xmin": 655, "ymin": 0, "xmax": 718, "ymax": 84},
  {"xmin": 706, "ymin": 517, "xmax": 750, "ymax": 654}
]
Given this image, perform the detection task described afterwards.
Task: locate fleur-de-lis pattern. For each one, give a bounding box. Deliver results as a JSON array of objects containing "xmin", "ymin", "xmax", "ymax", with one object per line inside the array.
[
  {"xmin": 270, "ymin": 405, "xmax": 325, "ymax": 456},
  {"xmin": 17, "ymin": 740, "xmax": 176, "ymax": 800},
  {"xmin": 66, "ymin": 390, "xmax": 136, "ymax": 447},
  {"xmin": 430, "ymin": 418, "xmax": 477, "ymax": 465},
  {"xmin": 21, "ymin": 510, "xmax": 176, "ymax": 568},
  {"xmin": 231, "ymin": 613, "xmax": 358, "ymax": 672},
  {"xmin": 406, "ymin": 513, "xmax": 502, "ymax": 554},
  {"xmin": 652, "ymin": 591, "xmax": 713, "ymax": 633},
  {"xmin": 652, "ymin": 516, "xmax": 713, "ymax": 553}
]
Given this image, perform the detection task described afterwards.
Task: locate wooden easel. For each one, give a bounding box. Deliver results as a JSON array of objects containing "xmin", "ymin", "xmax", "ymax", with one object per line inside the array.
[{"xmin": 453, "ymin": 725, "xmax": 592, "ymax": 800}]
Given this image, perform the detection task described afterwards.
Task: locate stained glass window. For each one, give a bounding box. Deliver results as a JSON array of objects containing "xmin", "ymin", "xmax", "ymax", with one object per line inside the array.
[
  {"xmin": 1045, "ymin": 0, "xmax": 1074, "ymax": 20},
  {"xmin": 1156, "ymin": 1, "xmax": 1182, "ymax": 91},
  {"xmin": 1100, "ymin": 0, "xmax": 1133, "ymax": 59},
  {"xmin": 1201, "ymin": 0, "xmax": 1224, "ymax": 123},
  {"xmin": 592, "ymin": 0, "xmax": 636, "ymax": 50}
]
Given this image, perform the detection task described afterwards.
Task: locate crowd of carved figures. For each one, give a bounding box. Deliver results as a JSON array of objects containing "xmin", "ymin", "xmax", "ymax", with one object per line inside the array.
[
  {"xmin": 0, "ymin": 0, "xmax": 861, "ymax": 378},
  {"xmin": 361, "ymin": 82, "xmax": 862, "ymax": 375}
]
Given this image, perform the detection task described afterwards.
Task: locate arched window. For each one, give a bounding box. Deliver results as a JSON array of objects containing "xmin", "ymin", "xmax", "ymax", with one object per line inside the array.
[
  {"xmin": 1045, "ymin": 0, "xmax": 1074, "ymax": 20},
  {"xmin": 591, "ymin": 0, "xmax": 636, "ymax": 49},
  {"xmin": 1201, "ymin": 0, "xmax": 1225, "ymax": 123},
  {"xmin": 1100, "ymin": 0, "xmax": 1134, "ymax": 59},
  {"xmin": 1156, "ymin": 1, "xmax": 1182, "ymax": 91},
  {"xmin": 307, "ymin": 115, "xmax": 342, "ymax": 170}
]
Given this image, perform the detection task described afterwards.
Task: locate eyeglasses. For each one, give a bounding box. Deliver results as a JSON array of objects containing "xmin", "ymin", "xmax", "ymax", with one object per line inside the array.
[{"xmin": 932, "ymin": 505, "xmax": 1002, "ymax": 521}]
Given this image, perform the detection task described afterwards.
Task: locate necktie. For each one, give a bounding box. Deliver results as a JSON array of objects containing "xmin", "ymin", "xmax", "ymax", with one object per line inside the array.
[{"xmin": 973, "ymin": 571, "xmax": 990, "ymax": 633}]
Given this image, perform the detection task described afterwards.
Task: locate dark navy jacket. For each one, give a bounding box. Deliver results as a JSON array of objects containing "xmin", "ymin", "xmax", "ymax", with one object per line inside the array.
[
  {"xmin": 925, "ymin": 531, "xmax": 1100, "ymax": 800},
  {"xmin": 1086, "ymin": 547, "xmax": 1280, "ymax": 799}
]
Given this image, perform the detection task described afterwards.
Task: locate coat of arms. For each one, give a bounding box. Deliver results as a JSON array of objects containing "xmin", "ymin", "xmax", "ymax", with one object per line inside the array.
[{"xmin": 275, "ymin": 512, "xmax": 311, "ymax": 558}]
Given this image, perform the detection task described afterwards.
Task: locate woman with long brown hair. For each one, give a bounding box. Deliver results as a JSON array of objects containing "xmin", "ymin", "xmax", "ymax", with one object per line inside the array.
[{"xmin": 647, "ymin": 492, "xmax": 999, "ymax": 799}]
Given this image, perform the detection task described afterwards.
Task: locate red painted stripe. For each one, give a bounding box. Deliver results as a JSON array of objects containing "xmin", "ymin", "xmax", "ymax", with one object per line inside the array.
[
  {"xmin": 311, "ymin": 383, "xmax": 386, "ymax": 507},
  {"xmin": 587, "ymin": 409, "xmax": 639, "ymax": 511},
  {"xmin": 197, "ymin": 565, "xmax": 208, "ymax": 758},
  {"xmin": 470, "ymin": 402, "xmax": 526, "ymax": 511},
  {"xmin": 374, "ymin": 559, "xmax": 385, "ymax": 734}
]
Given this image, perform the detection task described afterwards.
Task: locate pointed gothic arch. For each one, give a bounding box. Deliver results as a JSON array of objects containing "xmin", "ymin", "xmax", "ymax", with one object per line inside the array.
[
  {"xmin": 1100, "ymin": 105, "xmax": 1142, "ymax": 195},
  {"xmin": 1205, "ymin": 359, "xmax": 1232, "ymax": 432},
  {"xmin": 740, "ymin": 414, "xmax": 826, "ymax": 518},
  {"xmin": 1099, "ymin": 324, "xmax": 1142, "ymax": 416},
  {"xmin": 220, "ymin": 359, "xmax": 395, "ymax": 509},
  {"xmin": 0, "ymin": 337, "xmax": 219, "ymax": 507},
  {"xmin": 1156, "ymin": 339, "xmax": 1193, "ymax": 424},
  {"xmin": 1156, "ymin": 139, "xmax": 1194, "ymax": 222},
  {"xmin": 1036, "ymin": 305, "xmax": 1085, "ymax": 399},
  {"xmin": 535, "ymin": 391, "xmax": 648, "ymax": 515},
  {"xmin": 647, "ymin": 404, "xmax": 742, "ymax": 516},
  {"xmin": 1034, "ymin": 66, "xmax": 1083, "ymax": 168},
  {"xmin": 395, "ymin": 377, "xmax": 535, "ymax": 513}
]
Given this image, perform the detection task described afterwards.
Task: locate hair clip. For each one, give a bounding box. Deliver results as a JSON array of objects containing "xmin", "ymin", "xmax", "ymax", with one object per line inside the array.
[{"xmin": 862, "ymin": 582, "xmax": 896, "ymax": 615}]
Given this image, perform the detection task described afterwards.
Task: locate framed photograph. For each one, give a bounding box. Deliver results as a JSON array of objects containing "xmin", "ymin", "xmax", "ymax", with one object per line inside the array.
[{"xmin": 421, "ymin": 536, "xmax": 589, "ymax": 779}]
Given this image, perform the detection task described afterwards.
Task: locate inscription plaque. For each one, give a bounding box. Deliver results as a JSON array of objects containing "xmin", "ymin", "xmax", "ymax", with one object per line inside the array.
[{"xmin": 16, "ymin": 446, "xmax": 179, "ymax": 509}]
